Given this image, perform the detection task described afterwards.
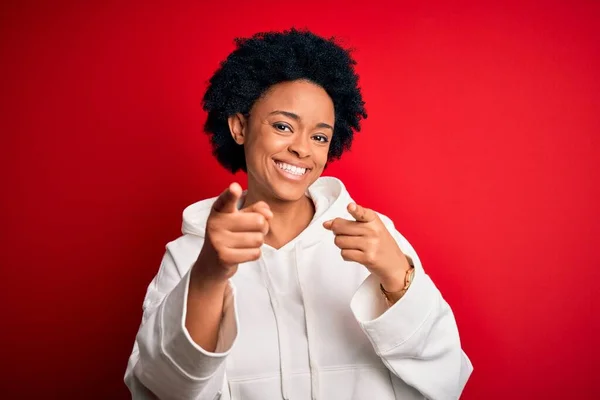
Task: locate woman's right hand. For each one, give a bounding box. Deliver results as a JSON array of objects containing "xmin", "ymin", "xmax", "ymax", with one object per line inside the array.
[{"xmin": 192, "ymin": 182, "xmax": 272, "ymax": 285}]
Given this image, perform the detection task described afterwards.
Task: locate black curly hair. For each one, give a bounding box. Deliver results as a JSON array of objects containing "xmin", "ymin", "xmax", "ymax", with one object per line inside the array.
[{"xmin": 202, "ymin": 28, "xmax": 367, "ymax": 173}]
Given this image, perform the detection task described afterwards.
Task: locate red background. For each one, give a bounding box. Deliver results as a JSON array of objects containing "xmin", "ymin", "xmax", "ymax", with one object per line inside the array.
[{"xmin": 1, "ymin": 1, "xmax": 599, "ymax": 398}]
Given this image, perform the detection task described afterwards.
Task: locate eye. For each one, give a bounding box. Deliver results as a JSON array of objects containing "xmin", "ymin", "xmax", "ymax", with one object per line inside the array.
[
  {"xmin": 273, "ymin": 123, "xmax": 292, "ymax": 132},
  {"xmin": 312, "ymin": 134, "xmax": 329, "ymax": 143}
]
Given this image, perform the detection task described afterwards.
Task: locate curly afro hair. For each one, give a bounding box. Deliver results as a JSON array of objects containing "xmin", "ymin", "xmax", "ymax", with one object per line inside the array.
[{"xmin": 202, "ymin": 28, "xmax": 367, "ymax": 173}]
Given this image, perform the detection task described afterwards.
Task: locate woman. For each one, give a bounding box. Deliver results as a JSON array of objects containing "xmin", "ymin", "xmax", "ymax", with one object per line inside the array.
[{"xmin": 125, "ymin": 29, "xmax": 473, "ymax": 400}]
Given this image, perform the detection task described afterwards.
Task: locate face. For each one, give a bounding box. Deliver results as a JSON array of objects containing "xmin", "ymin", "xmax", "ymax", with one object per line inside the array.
[{"xmin": 228, "ymin": 80, "xmax": 335, "ymax": 203}]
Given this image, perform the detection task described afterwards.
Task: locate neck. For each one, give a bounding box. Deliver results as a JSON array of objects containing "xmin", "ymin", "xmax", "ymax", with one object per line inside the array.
[{"xmin": 243, "ymin": 188, "xmax": 315, "ymax": 250}]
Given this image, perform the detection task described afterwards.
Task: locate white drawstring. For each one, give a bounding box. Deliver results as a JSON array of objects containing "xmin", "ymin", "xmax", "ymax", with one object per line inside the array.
[
  {"xmin": 259, "ymin": 256, "xmax": 291, "ymax": 400},
  {"xmin": 294, "ymin": 245, "xmax": 320, "ymax": 400}
]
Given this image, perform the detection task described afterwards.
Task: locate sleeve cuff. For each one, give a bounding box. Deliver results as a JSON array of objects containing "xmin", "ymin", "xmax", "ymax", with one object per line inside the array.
[
  {"xmin": 159, "ymin": 269, "xmax": 239, "ymax": 380},
  {"xmin": 350, "ymin": 266, "xmax": 439, "ymax": 354}
]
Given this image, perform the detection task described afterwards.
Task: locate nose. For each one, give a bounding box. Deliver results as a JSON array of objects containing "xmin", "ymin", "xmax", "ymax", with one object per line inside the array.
[{"xmin": 288, "ymin": 132, "xmax": 311, "ymax": 158}]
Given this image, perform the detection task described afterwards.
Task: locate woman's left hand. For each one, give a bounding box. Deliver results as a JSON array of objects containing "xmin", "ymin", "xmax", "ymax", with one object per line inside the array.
[{"xmin": 323, "ymin": 203, "xmax": 411, "ymax": 292}]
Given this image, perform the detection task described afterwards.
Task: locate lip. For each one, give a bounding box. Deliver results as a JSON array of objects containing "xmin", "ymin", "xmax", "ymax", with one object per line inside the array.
[{"xmin": 272, "ymin": 159, "xmax": 311, "ymax": 181}]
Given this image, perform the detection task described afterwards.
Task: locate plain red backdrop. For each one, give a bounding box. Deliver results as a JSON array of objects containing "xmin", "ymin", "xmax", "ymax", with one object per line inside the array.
[{"xmin": 1, "ymin": 1, "xmax": 599, "ymax": 398}]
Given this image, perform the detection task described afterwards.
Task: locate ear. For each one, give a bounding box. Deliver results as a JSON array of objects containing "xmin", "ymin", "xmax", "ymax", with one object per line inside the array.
[{"xmin": 228, "ymin": 113, "xmax": 247, "ymax": 145}]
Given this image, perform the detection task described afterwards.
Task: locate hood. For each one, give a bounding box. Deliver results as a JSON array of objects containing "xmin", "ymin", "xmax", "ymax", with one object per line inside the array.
[{"xmin": 181, "ymin": 176, "xmax": 353, "ymax": 249}]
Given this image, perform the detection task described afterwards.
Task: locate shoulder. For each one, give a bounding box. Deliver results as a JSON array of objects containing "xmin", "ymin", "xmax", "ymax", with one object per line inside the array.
[
  {"xmin": 161, "ymin": 233, "xmax": 205, "ymax": 278},
  {"xmin": 181, "ymin": 195, "xmax": 219, "ymax": 237},
  {"xmin": 153, "ymin": 195, "xmax": 218, "ymax": 276}
]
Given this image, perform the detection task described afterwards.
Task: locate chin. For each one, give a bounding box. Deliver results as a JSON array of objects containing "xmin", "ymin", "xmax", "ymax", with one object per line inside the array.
[{"xmin": 269, "ymin": 179, "xmax": 313, "ymax": 202}]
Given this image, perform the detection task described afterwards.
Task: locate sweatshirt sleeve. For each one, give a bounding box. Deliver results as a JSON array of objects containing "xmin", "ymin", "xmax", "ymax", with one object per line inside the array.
[
  {"xmin": 350, "ymin": 217, "xmax": 473, "ymax": 400},
  {"xmin": 124, "ymin": 243, "xmax": 238, "ymax": 400}
]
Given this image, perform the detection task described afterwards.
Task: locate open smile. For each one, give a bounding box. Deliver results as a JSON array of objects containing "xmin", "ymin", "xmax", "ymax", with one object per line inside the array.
[{"xmin": 273, "ymin": 160, "xmax": 311, "ymax": 181}]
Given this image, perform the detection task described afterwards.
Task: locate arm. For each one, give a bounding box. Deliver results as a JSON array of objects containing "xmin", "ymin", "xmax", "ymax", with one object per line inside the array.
[
  {"xmin": 187, "ymin": 268, "xmax": 231, "ymax": 353},
  {"xmin": 124, "ymin": 242, "xmax": 238, "ymax": 400},
  {"xmin": 350, "ymin": 218, "xmax": 473, "ymax": 400},
  {"xmin": 124, "ymin": 183, "xmax": 271, "ymax": 400}
]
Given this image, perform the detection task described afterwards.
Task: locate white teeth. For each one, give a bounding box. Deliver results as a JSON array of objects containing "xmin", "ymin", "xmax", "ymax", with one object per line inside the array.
[{"xmin": 276, "ymin": 162, "xmax": 307, "ymax": 176}]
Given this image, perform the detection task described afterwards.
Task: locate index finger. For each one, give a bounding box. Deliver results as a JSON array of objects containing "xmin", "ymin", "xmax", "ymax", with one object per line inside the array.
[
  {"xmin": 323, "ymin": 218, "xmax": 365, "ymax": 236},
  {"xmin": 212, "ymin": 183, "xmax": 242, "ymax": 213}
]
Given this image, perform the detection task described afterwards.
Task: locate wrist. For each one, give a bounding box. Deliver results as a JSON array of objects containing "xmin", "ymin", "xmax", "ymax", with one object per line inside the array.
[
  {"xmin": 191, "ymin": 260, "xmax": 230, "ymax": 293},
  {"xmin": 379, "ymin": 255, "xmax": 412, "ymax": 292},
  {"xmin": 379, "ymin": 255, "xmax": 415, "ymax": 306}
]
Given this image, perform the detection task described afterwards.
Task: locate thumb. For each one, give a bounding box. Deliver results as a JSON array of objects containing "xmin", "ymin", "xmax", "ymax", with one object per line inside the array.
[
  {"xmin": 241, "ymin": 201, "xmax": 273, "ymax": 220},
  {"xmin": 212, "ymin": 183, "xmax": 242, "ymax": 213},
  {"xmin": 241, "ymin": 201, "xmax": 273, "ymax": 235},
  {"xmin": 348, "ymin": 202, "xmax": 377, "ymax": 223}
]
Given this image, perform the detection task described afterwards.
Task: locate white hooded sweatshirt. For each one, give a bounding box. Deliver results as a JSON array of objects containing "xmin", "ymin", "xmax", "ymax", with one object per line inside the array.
[{"xmin": 124, "ymin": 177, "xmax": 473, "ymax": 400}]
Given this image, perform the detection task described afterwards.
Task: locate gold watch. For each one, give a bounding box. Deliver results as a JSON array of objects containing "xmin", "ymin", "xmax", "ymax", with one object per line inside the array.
[{"xmin": 380, "ymin": 265, "xmax": 415, "ymax": 306}]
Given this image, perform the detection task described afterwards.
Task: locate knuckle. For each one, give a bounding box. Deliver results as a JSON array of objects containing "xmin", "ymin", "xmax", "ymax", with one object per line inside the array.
[
  {"xmin": 206, "ymin": 219, "xmax": 218, "ymax": 231},
  {"xmin": 253, "ymin": 233, "xmax": 264, "ymax": 247},
  {"xmin": 331, "ymin": 218, "xmax": 341, "ymax": 232},
  {"xmin": 251, "ymin": 248, "xmax": 261, "ymax": 260},
  {"xmin": 255, "ymin": 215, "xmax": 266, "ymax": 227},
  {"xmin": 340, "ymin": 249, "xmax": 349, "ymax": 261},
  {"xmin": 216, "ymin": 251, "xmax": 230, "ymax": 266},
  {"xmin": 365, "ymin": 251, "xmax": 376, "ymax": 265},
  {"xmin": 334, "ymin": 235, "xmax": 342, "ymax": 246},
  {"xmin": 210, "ymin": 236, "xmax": 224, "ymax": 250}
]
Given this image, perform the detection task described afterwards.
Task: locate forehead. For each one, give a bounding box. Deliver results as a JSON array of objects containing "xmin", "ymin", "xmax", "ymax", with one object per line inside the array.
[{"xmin": 252, "ymin": 80, "xmax": 335, "ymax": 122}]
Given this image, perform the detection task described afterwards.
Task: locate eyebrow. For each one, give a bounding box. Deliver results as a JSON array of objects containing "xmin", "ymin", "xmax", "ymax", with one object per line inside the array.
[{"xmin": 269, "ymin": 110, "xmax": 334, "ymax": 131}]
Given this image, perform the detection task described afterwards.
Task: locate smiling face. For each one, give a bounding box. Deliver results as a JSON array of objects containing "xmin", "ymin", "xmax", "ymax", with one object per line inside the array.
[{"xmin": 228, "ymin": 80, "xmax": 335, "ymax": 203}]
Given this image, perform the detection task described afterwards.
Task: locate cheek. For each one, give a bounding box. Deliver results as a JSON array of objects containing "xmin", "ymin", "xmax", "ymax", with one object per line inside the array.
[
  {"xmin": 243, "ymin": 132, "xmax": 288, "ymax": 172},
  {"xmin": 313, "ymin": 146, "xmax": 330, "ymax": 170},
  {"xmin": 251, "ymin": 129, "xmax": 289, "ymax": 155},
  {"xmin": 243, "ymin": 131, "xmax": 267, "ymax": 162}
]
